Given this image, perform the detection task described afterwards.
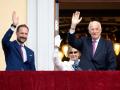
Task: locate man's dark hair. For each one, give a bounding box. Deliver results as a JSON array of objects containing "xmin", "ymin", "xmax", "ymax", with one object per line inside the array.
[{"xmin": 16, "ymin": 24, "xmax": 29, "ymax": 32}]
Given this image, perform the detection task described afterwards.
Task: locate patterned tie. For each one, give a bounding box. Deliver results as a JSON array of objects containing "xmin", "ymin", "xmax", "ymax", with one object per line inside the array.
[
  {"xmin": 20, "ymin": 45, "xmax": 24, "ymax": 60},
  {"xmin": 92, "ymin": 40, "xmax": 96, "ymax": 56}
]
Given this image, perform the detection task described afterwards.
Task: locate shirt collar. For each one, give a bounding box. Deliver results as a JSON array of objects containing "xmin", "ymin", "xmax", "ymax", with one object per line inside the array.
[
  {"xmin": 16, "ymin": 40, "xmax": 25, "ymax": 47},
  {"xmin": 92, "ymin": 36, "xmax": 100, "ymax": 43}
]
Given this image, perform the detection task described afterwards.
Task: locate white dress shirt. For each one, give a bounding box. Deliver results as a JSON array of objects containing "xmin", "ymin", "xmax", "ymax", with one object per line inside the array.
[{"xmin": 21, "ymin": 45, "xmax": 27, "ymax": 62}]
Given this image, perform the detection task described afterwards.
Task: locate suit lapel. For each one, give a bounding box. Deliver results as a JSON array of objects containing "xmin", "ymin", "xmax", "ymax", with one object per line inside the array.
[
  {"xmin": 14, "ymin": 41, "xmax": 21, "ymax": 56},
  {"xmin": 14, "ymin": 41, "xmax": 23, "ymax": 59}
]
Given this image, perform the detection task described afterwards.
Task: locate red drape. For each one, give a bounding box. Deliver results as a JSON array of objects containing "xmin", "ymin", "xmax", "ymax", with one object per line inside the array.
[{"xmin": 0, "ymin": 71, "xmax": 120, "ymax": 90}]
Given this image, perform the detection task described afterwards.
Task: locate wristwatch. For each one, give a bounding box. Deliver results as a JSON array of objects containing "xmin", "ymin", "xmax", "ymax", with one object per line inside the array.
[{"xmin": 11, "ymin": 24, "xmax": 16, "ymax": 28}]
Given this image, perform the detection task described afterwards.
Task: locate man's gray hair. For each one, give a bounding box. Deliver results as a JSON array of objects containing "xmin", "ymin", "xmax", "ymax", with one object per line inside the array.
[{"xmin": 88, "ymin": 21, "xmax": 102, "ymax": 31}]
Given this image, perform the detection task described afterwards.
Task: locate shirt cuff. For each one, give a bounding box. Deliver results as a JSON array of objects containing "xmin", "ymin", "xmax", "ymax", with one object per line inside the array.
[
  {"xmin": 10, "ymin": 26, "xmax": 15, "ymax": 31},
  {"xmin": 69, "ymin": 29, "xmax": 75, "ymax": 34}
]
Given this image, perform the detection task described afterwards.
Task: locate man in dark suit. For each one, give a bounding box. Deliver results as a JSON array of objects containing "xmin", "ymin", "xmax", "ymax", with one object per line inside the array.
[
  {"xmin": 2, "ymin": 11, "xmax": 36, "ymax": 71},
  {"xmin": 68, "ymin": 11, "xmax": 116, "ymax": 70}
]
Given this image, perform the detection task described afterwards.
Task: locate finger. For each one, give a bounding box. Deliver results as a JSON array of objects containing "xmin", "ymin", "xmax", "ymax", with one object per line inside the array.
[
  {"xmin": 75, "ymin": 11, "xmax": 78, "ymax": 17},
  {"xmin": 76, "ymin": 11, "xmax": 80, "ymax": 19},
  {"xmin": 78, "ymin": 17, "xmax": 82, "ymax": 23},
  {"xmin": 17, "ymin": 17, "xmax": 19, "ymax": 22},
  {"xmin": 76, "ymin": 11, "xmax": 80, "ymax": 14},
  {"xmin": 12, "ymin": 11, "xmax": 16, "ymax": 18},
  {"xmin": 79, "ymin": 17, "xmax": 82, "ymax": 22},
  {"xmin": 72, "ymin": 13, "xmax": 75, "ymax": 18},
  {"xmin": 16, "ymin": 17, "xmax": 19, "ymax": 25}
]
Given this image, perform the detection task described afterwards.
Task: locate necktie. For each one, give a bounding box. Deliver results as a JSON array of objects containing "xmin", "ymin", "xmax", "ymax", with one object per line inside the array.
[
  {"xmin": 92, "ymin": 40, "xmax": 96, "ymax": 56},
  {"xmin": 20, "ymin": 45, "xmax": 24, "ymax": 60}
]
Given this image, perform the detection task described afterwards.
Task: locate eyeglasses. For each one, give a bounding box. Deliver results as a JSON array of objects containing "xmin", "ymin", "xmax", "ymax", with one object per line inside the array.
[{"xmin": 69, "ymin": 51, "xmax": 78, "ymax": 54}]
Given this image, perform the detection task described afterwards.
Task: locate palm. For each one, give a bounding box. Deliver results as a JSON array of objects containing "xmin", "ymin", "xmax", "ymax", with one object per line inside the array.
[
  {"xmin": 12, "ymin": 11, "xmax": 19, "ymax": 26},
  {"xmin": 72, "ymin": 11, "xmax": 82, "ymax": 25}
]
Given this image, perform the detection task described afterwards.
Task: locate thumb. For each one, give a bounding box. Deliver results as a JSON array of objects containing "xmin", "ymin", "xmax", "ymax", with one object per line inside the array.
[{"xmin": 78, "ymin": 17, "xmax": 82, "ymax": 23}]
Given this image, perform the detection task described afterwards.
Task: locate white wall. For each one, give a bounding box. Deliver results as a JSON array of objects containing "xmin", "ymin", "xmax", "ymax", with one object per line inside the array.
[{"xmin": 27, "ymin": 0, "xmax": 55, "ymax": 70}]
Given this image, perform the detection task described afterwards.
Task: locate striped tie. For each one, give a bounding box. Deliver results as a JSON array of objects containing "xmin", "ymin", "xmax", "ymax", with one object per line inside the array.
[{"xmin": 92, "ymin": 40, "xmax": 96, "ymax": 56}]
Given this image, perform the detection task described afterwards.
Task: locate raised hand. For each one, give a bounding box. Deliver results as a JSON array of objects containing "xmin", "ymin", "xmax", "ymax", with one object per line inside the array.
[
  {"xmin": 12, "ymin": 11, "xmax": 19, "ymax": 26},
  {"xmin": 55, "ymin": 35, "xmax": 62, "ymax": 47},
  {"xmin": 71, "ymin": 11, "xmax": 82, "ymax": 26}
]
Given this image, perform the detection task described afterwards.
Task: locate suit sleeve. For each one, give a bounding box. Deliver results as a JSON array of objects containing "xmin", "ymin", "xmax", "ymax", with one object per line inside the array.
[
  {"xmin": 106, "ymin": 41, "xmax": 117, "ymax": 70},
  {"xmin": 2, "ymin": 28, "xmax": 14, "ymax": 51},
  {"xmin": 68, "ymin": 32, "xmax": 82, "ymax": 50}
]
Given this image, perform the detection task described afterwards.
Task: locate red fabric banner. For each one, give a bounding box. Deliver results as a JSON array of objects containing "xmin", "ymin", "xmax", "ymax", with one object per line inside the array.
[{"xmin": 0, "ymin": 71, "xmax": 120, "ymax": 90}]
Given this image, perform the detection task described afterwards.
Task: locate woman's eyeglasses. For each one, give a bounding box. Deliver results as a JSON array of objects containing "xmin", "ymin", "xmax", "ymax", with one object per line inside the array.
[{"xmin": 69, "ymin": 51, "xmax": 78, "ymax": 54}]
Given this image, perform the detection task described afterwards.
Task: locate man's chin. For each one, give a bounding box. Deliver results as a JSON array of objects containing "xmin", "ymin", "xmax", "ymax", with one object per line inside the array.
[
  {"xmin": 18, "ymin": 40, "xmax": 26, "ymax": 44},
  {"xmin": 92, "ymin": 36, "xmax": 98, "ymax": 40},
  {"xmin": 21, "ymin": 40, "xmax": 26, "ymax": 43}
]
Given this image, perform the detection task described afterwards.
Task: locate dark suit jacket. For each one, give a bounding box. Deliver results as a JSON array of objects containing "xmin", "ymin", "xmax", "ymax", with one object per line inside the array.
[
  {"xmin": 68, "ymin": 33, "xmax": 116, "ymax": 70},
  {"xmin": 2, "ymin": 28, "xmax": 36, "ymax": 71}
]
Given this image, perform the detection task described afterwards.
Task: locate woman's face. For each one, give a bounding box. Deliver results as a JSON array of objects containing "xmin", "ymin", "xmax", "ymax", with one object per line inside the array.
[{"xmin": 68, "ymin": 48, "xmax": 80, "ymax": 61}]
